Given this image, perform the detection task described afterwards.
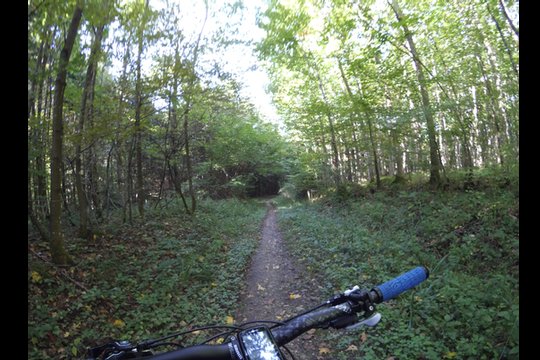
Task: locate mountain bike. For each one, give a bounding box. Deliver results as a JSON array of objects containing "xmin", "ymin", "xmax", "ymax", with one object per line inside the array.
[{"xmin": 86, "ymin": 266, "xmax": 429, "ymax": 360}]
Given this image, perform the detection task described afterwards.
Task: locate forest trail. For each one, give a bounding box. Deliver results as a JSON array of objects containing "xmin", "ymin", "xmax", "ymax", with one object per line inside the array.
[{"xmin": 235, "ymin": 201, "xmax": 328, "ymax": 359}]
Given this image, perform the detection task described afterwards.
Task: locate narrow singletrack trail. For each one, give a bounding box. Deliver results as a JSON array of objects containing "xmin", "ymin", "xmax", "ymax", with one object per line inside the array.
[{"xmin": 235, "ymin": 201, "xmax": 329, "ymax": 359}]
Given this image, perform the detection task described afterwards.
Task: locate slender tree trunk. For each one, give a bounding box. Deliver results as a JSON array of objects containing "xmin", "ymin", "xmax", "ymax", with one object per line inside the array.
[
  {"xmin": 498, "ymin": 0, "xmax": 519, "ymax": 38},
  {"xmin": 116, "ymin": 142, "xmax": 126, "ymax": 223},
  {"xmin": 168, "ymin": 163, "xmax": 190, "ymax": 213},
  {"xmin": 487, "ymin": 3, "xmax": 518, "ymax": 77},
  {"xmin": 75, "ymin": 25, "xmax": 104, "ymax": 238},
  {"xmin": 356, "ymin": 60, "xmax": 383, "ymax": 187},
  {"xmin": 183, "ymin": 0, "xmax": 208, "ymax": 214},
  {"xmin": 115, "ymin": 42, "xmax": 130, "ymax": 223},
  {"xmin": 392, "ymin": 129, "xmax": 405, "ymax": 181},
  {"xmin": 134, "ymin": 0, "xmax": 149, "ymax": 219},
  {"xmin": 311, "ymin": 60, "xmax": 340, "ymax": 186},
  {"xmin": 168, "ymin": 70, "xmax": 191, "ymax": 213},
  {"xmin": 32, "ymin": 30, "xmax": 53, "ymax": 221},
  {"xmin": 390, "ymin": 0, "xmax": 441, "ymax": 187},
  {"xmin": 183, "ymin": 110, "xmax": 196, "ymax": 213},
  {"xmin": 475, "ymin": 47, "xmax": 505, "ymax": 165},
  {"xmin": 430, "ymin": 37, "xmax": 475, "ymax": 171},
  {"xmin": 127, "ymin": 137, "xmax": 134, "ymax": 224},
  {"xmin": 338, "ymin": 59, "xmax": 372, "ymax": 187},
  {"xmin": 105, "ymin": 143, "xmax": 114, "ymax": 217},
  {"xmin": 61, "ymin": 159, "xmax": 76, "ymax": 227},
  {"xmin": 155, "ymin": 99, "xmax": 173, "ymax": 208},
  {"xmin": 316, "ymin": 116, "xmax": 332, "ymax": 186},
  {"xmin": 49, "ymin": 2, "xmax": 83, "ymax": 265},
  {"xmin": 28, "ymin": 152, "xmax": 50, "ymax": 242}
]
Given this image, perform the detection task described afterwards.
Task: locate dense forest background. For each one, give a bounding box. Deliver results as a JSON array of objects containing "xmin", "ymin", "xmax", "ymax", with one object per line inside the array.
[{"xmin": 28, "ymin": 0, "xmax": 518, "ymax": 358}]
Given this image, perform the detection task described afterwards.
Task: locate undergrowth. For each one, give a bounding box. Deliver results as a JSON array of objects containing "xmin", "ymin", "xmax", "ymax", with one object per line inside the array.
[
  {"xmin": 28, "ymin": 166, "xmax": 519, "ymax": 359},
  {"xmin": 277, "ymin": 168, "xmax": 519, "ymax": 359},
  {"xmin": 28, "ymin": 198, "xmax": 266, "ymax": 359}
]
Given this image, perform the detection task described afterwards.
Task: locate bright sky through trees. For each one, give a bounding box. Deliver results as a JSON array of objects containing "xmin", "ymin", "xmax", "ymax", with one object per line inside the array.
[{"xmin": 107, "ymin": 0, "xmax": 281, "ymax": 128}]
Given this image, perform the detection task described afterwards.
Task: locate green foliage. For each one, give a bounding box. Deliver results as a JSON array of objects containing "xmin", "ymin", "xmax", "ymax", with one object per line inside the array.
[
  {"xmin": 257, "ymin": 0, "xmax": 519, "ymax": 187},
  {"xmin": 28, "ymin": 199, "xmax": 266, "ymax": 359},
  {"xmin": 195, "ymin": 98, "xmax": 290, "ymax": 198},
  {"xmin": 277, "ymin": 174, "xmax": 518, "ymax": 359}
]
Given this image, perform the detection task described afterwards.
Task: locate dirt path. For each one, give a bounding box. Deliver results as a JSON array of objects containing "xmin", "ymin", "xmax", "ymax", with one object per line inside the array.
[{"xmin": 235, "ymin": 201, "xmax": 328, "ymax": 359}]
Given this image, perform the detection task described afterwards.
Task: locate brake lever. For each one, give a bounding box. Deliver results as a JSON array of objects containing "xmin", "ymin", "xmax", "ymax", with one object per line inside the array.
[
  {"xmin": 345, "ymin": 312, "xmax": 382, "ymax": 331},
  {"xmin": 87, "ymin": 340, "xmax": 134, "ymax": 360}
]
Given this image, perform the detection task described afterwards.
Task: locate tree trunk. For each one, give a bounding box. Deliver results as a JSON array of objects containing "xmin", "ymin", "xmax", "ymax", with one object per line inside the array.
[
  {"xmin": 49, "ymin": 2, "xmax": 83, "ymax": 265},
  {"xmin": 127, "ymin": 138, "xmax": 135, "ymax": 224},
  {"xmin": 168, "ymin": 65, "xmax": 191, "ymax": 213},
  {"xmin": 487, "ymin": 3, "xmax": 518, "ymax": 77},
  {"xmin": 115, "ymin": 42, "xmax": 130, "ymax": 223},
  {"xmin": 392, "ymin": 129, "xmax": 405, "ymax": 182},
  {"xmin": 475, "ymin": 46, "xmax": 505, "ymax": 165},
  {"xmin": 498, "ymin": 0, "xmax": 519, "ymax": 38},
  {"xmin": 32, "ymin": 30, "xmax": 53, "ymax": 221},
  {"xmin": 337, "ymin": 59, "xmax": 379, "ymax": 186},
  {"xmin": 390, "ymin": 0, "xmax": 441, "ymax": 187},
  {"xmin": 28, "ymin": 151, "xmax": 50, "ymax": 242},
  {"xmin": 134, "ymin": 0, "xmax": 149, "ymax": 219},
  {"xmin": 105, "ymin": 143, "xmax": 114, "ymax": 217},
  {"xmin": 183, "ymin": 110, "xmax": 196, "ymax": 214},
  {"xmin": 75, "ymin": 25, "xmax": 104, "ymax": 238},
  {"xmin": 181, "ymin": 1, "xmax": 208, "ymax": 214},
  {"xmin": 315, "ymin": 69, "xmax": 341, "ymax": 187},
  {"xmin": 168, "ymin": 163, "xmax": 190, "ymax": 213}
]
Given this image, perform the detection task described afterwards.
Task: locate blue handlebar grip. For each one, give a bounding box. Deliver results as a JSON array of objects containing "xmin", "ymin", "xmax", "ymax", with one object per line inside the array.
[{"xmin": 375, "ymin": 266, "xmax": 429, "ymax": 301}]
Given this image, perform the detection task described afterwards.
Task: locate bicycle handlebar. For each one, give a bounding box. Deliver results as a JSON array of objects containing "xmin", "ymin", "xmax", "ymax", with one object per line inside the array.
[
  {"xmin": 145, "ymin": 344, "xmax": 232, "ymax": 360},
  {"xmin": 88, "ymin": 266, "xmax": 429, "ymax": 360},
  {"xmin": 373, "ymin": 266, "xmax": 429, "ymax": 302},
  {"xmin": 272, "ymin": 305, "xmax": 352, "ymax": 346}
]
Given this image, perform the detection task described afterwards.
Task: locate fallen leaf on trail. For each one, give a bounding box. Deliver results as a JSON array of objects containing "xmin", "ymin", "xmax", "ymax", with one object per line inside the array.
[
  {"xmin": 257, "ymin": 284, "xmax": 266, "ymax": 291},
  {"xmin": 289, "ymin": 293, "xmax": 302, "ymax": 299},
  {"xmin": 346, "ymin": 345, "xmax": 358, "ymax": 351},
  {"xmin": 113, "ymin": 319, "xmax": 125, "ymax": 328},
  {"xmin": 31, "ymin": 271, "xmax": 42, "ymax": 283},
  {"xmin": 360, "ymin": 332, "xmax": 368, "ymax": 343},
  {"xmin": 319, "ymin": 347, "xmax": 331, "ymax": 355},
  {"xmin": 226, "ymin": 316, "xmax": 235, "ymax": 325}
]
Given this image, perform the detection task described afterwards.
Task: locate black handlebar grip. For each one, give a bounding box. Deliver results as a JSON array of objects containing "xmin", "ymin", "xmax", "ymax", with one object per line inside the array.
[
  {"xmin": 373, "ymin": 266, "xmax": 429, "ymax": 302},
  {"xmin": 146, "ymin": 344, "xmax": 232, "ymax": 360}
]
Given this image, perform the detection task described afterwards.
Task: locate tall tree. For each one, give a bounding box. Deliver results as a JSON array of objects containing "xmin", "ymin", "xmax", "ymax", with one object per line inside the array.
[
  {"xmin": 389, "ymin": 0, "xmax": 442, "ymax": 187},
  {"xmin": 49, "ymin": 1, "xmax": 84, "ymax": 265},
  {"xmin": 134, "ymin": 0, "xmax": 150, "ymax": 219},
  {"xmin": 181, "ymin": 0, "xmax": 208, "ymax": 214},
  {"xmin": 75, "ymin": 23, "xmax": 106, "ymax": 238}
]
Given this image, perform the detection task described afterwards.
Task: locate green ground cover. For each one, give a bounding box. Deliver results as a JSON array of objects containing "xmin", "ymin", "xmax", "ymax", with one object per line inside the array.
[
  {"xmin": 28, "ymin": 198, "xmax": 266, "ymax": 359},
  {"xmin": 277, "ymin": 170, "xmax": 519, "ymax": 359}
]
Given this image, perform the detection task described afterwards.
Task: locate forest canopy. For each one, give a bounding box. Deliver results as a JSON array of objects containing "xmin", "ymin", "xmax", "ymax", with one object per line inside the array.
[
  {"xmin": 257, "ymin": 0, "xmax": 518, "ymax": 192},
  {"xmin": 28, "ymin": 1, "xmax": 518, "ymax": 358},
  {"xmin": 28, "ymin": 0, "xmax": 518, "ymax": 260}
]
